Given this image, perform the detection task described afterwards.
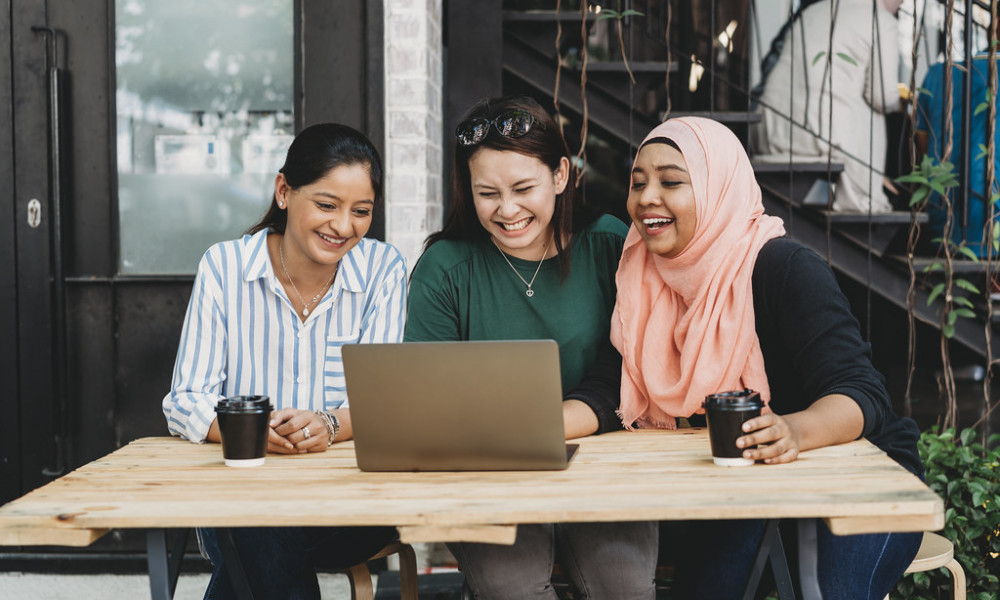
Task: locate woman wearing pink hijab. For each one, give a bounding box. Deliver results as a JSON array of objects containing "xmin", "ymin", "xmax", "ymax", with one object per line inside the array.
[{"xmin": 612, "ymin": 117, "xmax": 922, "ymax": 598}]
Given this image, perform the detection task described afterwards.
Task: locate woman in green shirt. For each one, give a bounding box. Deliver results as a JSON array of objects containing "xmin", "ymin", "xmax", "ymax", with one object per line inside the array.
[{"xmin": 405, "ymin": 96, "xmax": 657, "ymax": 600}]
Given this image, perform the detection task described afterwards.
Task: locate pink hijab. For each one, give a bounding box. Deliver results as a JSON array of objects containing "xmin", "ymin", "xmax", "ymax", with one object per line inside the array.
[{"xmin": 611, "ymin": 117, "xmax": 786, "ymax": 429}]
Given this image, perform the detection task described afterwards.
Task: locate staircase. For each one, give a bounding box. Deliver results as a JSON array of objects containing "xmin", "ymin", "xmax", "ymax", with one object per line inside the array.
[{"xmin": 447, "ymin": 0, "xmax": 998, "ymax": 358}]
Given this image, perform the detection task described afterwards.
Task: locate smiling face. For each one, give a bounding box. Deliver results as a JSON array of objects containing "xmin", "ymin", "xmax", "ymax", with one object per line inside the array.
[
  {"xmin": 276, "ymin": 163, "xmax": 374, "ymax": 273},
  {"xmin": 627, "ymin": 142, "xmax": 698, "ymax": 258},
  {"xmin": 468, "ymin": 148, "xmax": 569, "ymax": 260}
]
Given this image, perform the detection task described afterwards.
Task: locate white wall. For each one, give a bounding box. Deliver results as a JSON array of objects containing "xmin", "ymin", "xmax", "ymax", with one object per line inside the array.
[
  {"xmin": 382, "ymin": 1, "xmax": 447, "ymax": 566},
  {"xmin": 384, "ymin": 0, "xmax": 444, "ymax": 271}
]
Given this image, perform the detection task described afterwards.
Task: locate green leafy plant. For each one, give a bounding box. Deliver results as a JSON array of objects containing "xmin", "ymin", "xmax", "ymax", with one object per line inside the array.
[
  {"xmin": 897, "ymin": 154, "xmax": 959, "ymax": 210},
  {"xmin": 596, "ymin": 2, "xmax": 644, "ymax": 84},
  {"xmin": 895, "ymin": 157, "xmax": 979, "ymax": 340},
  {"xmin": 923, "ymin": 236, "xmax": 980, "ymax": 339},
  {"xmin": 891, "ymin": 428, "xmax": 1000, "ymax": 600},
  {"xmin": 811, "ymin": 50, "xmax": 859, "ymax": 66}
]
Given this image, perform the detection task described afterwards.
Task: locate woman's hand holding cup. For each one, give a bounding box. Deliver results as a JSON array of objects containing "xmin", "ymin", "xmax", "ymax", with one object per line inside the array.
[{"xmin": 736, "ymin": 413, "xmax": 802, "ymax": 465}]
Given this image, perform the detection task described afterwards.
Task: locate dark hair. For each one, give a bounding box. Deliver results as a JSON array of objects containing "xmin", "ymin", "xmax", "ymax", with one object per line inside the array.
[
  {"xmin": 641, "ymin": 137, "xmax": 681, "ymax": 152},
  {"xmin": 247, "ymin": 123, "xmax": 384, "ymax": 235},
  {"xmin": 427, "ymin": 96, "xmax": 597, "ymax": 277}
]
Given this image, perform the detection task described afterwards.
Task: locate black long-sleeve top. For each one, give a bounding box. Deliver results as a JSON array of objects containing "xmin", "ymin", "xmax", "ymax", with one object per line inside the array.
[
  {"xmin": 752, "ymin": 238, "xmax": 922, "ymax": 475},
  {"xmin": 571, "ymin": 237, "xmax": 923, "ymax": 476}
]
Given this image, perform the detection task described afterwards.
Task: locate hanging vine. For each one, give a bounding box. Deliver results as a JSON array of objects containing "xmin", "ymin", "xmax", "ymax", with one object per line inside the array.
[
  {"xmin": 663, "ymin": 0, "xmax": 672, "ymax": 121},
  {"xmin": 596, "ymin": 1, "xmax": 643, "ymax": 84},
  {"xmin": 940, "ymin": 0, "xmax": 959, "ymax": 431},
  {"xmin": 575, "ymin": 0, "xmax": 591, "ymax": 187},
  {"xmin": 903, "ymin": 0, "xmax": 925, "ymax": 417},
  {"xmin": 554, "ymin": 0, "xmax": 565, "ymax": 138},
  {"xmin": 939, "ymin": 0, "xmax": 962, "ymax": 430},
  {"xmin": 904, "ymin": 0, "xmax": 1000, "ymax": 436},
  {"xmin": 899, "ymin": 0, "xmax": 980, "ymax": 430},
  {"xmin": 973, "ymin": 0, "xmax": 1000, "ymax": 440}
]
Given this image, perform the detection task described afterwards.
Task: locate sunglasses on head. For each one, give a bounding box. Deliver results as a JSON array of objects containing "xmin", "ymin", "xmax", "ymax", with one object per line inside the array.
[{"xmin": 455, "ymin": 110, "xmax": 536, "ymax": 146}]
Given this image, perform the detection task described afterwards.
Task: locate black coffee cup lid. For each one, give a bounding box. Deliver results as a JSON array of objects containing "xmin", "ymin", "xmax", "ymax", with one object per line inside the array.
[
  {"xmin": 216, "ymin": 395, "xmax": 273, "ymax": 412},
  {"xmin": 702, "ymin": 389, "xmax": 763, "ymax": 411}
]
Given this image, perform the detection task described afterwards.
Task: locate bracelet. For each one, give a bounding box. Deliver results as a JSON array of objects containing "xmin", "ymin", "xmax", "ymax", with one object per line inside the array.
[
  {"xmin": 314, "ymin": 410, "xmax": 341, "ymax": 447},
  {"xmin": 327, "ymin": 411, "xmax": 340, "ymax": 444},
  {"xmin": 316, "ymin": 411, "xmax": 334, "ymax": 446}
]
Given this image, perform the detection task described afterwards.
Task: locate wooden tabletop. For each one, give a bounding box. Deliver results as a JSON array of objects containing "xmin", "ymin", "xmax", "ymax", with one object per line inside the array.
[{"xmin": 0, "ymin": 429, "xmax": 943, "ymax": 548}]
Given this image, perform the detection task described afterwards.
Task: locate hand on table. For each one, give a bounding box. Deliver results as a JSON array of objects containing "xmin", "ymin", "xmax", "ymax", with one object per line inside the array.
[
  {"xmin": 736, "ymin": 413, "xmax": 802, "ymax": 465},
  {"xmin": 269, "ymin": 408, "xmax": 328, "ymax": 454}
]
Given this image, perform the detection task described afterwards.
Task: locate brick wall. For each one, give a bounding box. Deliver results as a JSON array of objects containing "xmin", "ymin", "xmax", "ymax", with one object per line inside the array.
[
  {"xmin": 383, "ymin": 2, "xmax": 449, "ymax": 570},
  {"xmin": 384, "ymin": 0, "xmax": 444, "ymax": 271}
]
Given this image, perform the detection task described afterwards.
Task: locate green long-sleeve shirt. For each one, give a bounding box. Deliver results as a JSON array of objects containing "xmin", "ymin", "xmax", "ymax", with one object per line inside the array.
[{"xmin": 404, "ymin": 214, "xmax": 627, "ymax": 394}]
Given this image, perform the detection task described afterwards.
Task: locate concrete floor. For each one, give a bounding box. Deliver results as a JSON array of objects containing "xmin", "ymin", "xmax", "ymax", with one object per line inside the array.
[
  {"xmin": 0, "ymin": 542, "xmax": 459, "ymax": 599},
  {"xmin": 0, "ymin": 572, "xmax": 360, "ymax": 599}
]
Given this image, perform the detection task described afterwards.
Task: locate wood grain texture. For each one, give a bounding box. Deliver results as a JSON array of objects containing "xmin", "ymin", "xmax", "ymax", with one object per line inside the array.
[
  {"xmin": 0, "ymin": 525, "xmax": 108, "ymax": 547},
  {"xmin": 398, "ymin": 525, "xmax": 518, "ymax": 545},
  {"xmin": 0, "ymin": 430, "xmax": 943, "ymax": 546}
]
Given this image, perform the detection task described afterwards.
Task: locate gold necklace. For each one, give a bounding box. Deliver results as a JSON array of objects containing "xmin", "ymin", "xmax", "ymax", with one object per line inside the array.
[
  {"xmin": 278, "ymin": 239, "xmax": 336, "ymax": 317},
  {"xmin": 491, "ymin": 235, "xmax": 553, "ymax": 298}
]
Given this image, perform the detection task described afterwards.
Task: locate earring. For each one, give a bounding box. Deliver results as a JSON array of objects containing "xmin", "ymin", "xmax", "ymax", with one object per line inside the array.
[{"xmin": 278, "ymin": 202, "xmax": 285, "ymax": 208}]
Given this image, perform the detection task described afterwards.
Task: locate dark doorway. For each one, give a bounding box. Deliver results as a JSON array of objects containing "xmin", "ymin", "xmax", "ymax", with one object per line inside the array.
[{"xmin": 1, "ymin": 0, "xmax": 384, "ymax": 560}]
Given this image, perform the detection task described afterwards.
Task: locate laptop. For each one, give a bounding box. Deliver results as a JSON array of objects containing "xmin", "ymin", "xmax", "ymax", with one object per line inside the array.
[{"xmin": 342, "ymin": 339, "xmax": 579, "ymax": 471}]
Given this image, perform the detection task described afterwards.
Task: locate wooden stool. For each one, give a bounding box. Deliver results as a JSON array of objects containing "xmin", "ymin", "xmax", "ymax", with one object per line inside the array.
[
  {"xmin": 341, "ymin": 542, "xmax": 419, "ymax": 600},
  {"xmin": 885, "ymin": 532, "xmax": 966, "ymax": 600}
]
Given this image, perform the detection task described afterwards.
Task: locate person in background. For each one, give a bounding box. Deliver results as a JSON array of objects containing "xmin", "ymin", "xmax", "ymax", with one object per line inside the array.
[
  {"xmin": 405, "ymin": 95, "xmax": 657, "ymax": 600},
  {"xmin": 753, "ymin": 0, "xmax": 904, "ymax": 213},
  {"xmin": 614, "ymin": 117, "xmax": 923, "ymax": 599},
  {"xmin": 163, "ymin": 123, "xmax": 407, "ymax": 599},
  {"xmin": 916, "ymin": 26, "xmax": 1000, "ymax": 258}
]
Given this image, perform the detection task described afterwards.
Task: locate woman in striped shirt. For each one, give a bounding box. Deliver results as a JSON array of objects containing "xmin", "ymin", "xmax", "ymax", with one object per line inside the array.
[{"xmin": 163, "ymin": 123, "xmax": 406, "ymax": 600}]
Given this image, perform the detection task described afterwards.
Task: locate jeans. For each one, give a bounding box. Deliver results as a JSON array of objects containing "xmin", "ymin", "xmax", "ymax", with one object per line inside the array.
[
  {"xmin": 449, "ymin": 521, "xmax": 658, "ymax": 600},
  {"xmin": 666, "ymin": 519, "xmax": 922, "ymax": 599},
  {"xmin": 198, "ymin": 526, "xmax": 397, "ymax": 600}
]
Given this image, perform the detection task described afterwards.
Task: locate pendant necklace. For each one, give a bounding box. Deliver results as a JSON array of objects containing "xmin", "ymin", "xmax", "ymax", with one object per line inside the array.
[
  {"xmin": 279, "ymin": 239, "xmax": 336, "ymax": 317},
  {"xmin": 492, "ymin": 234, "xmax": 553, "ymax": 298}
]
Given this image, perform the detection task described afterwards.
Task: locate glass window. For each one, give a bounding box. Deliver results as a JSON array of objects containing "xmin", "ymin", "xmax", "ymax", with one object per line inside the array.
[{"xmin": 115, "ymin": 0, "xmax": 293, "ymax": 274}]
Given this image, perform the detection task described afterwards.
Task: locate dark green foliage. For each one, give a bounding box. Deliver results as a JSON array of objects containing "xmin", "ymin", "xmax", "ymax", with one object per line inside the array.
[{"xmin": 891, "ymin": 428, "xmax": 1000, "ymax": 600}]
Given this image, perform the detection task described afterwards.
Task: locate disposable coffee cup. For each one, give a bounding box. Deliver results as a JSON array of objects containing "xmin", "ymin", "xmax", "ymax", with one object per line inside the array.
[
  {"xmin": 703, "ymin": 389, "xmax": 764, "ymax": 467},
  {"xmin": 215, "ymin": 395, "xmax": 272, "ymax": 467}
]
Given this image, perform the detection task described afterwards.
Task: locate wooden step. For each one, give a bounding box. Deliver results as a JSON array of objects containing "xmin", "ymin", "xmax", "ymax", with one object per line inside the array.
[
  {"xmin": 587, "ymin": 61, "xmax": 672, "ymax": 73},
  {"xmin": 824, "ymin": 210, "xmax": 928, "ymax": 225},
  {"xmin": 668, "ymin": 111, "xmax": 761, "ymax": 124},
  {"xmin": 503, "ymin": 31, "xmax": 660, "ymax": 144},
  {"xmin": 758, "ymin": 175, "xmax": 839, "ymax": 209},
  {"xmin": 824, "ymin": 211, "xmax": 926, "ymax": 257},
  {"xmin": 893, "ymin": 256, "xmax": 989, "ymax": 274},
  {"xmin": 503, "ymin": 10, "xmax": 591, "ymax": 23},
  {"xmin": 504, "ymin": 12, "xmax": 677, "ymax": 77},
  {"xmin": 752, "ymin": 160, "xmax": 845, "ymax": 174},
  {"xmin": 761, "ymin": 178, "xmax": 925, "ymax": 256}
]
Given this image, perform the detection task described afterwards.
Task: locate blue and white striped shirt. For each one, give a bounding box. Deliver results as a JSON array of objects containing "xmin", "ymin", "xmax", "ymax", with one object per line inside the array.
[{"xmin": 163, "ymin": 229, "xmax": 407, "ymax": 442}]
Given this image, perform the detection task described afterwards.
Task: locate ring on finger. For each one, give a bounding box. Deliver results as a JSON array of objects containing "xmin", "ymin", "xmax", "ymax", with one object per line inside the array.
[{"xmin": 302, "ymin": 426, "xmax": 311, "ymax": 440}]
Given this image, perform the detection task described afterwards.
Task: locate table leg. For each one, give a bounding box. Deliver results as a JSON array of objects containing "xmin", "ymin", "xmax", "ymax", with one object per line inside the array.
[
  {"xmin": 740, "ymin": 519, "xmax": 796, "ymax": 600},
  {"xmin": 216, "ymin": 527, "xmax": 256, "ymax": 600},
  {"xmin": 797, "ymin": 520, "xmax": 822, "ymax": 600},
  {"xmin": 146, "ymin": 528, "xmax": 190, "ymax": 600}
]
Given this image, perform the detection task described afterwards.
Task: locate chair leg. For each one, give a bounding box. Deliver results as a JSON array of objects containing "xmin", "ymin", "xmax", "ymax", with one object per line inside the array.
[
  {"xmin": 345, "ymin": 562, "xmax": 375, "ymax": 600},
  {"xmin": 945, "ymin": 558, "xmax": 966, "ymax": 600},
  {"xmin": 395, "ymin": 543, "xmax": 420, "ymax": 600}
]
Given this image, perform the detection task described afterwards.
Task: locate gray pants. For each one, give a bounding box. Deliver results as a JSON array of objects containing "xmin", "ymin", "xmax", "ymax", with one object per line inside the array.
[{"xmin": 449, "ymin": 521, "xmax": 658, "ymax": 600}]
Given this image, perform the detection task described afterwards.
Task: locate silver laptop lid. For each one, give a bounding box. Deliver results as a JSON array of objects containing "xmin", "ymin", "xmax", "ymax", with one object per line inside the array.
[{"xmin": 343, "ymin": 340, "xmax": 573, "ymax": 471}]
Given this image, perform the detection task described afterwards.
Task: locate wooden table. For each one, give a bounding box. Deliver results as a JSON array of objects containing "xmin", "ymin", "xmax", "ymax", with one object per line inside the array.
[{"xmin": 0, "ymin": 429, "xmax": 943, "ymax": 599}]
